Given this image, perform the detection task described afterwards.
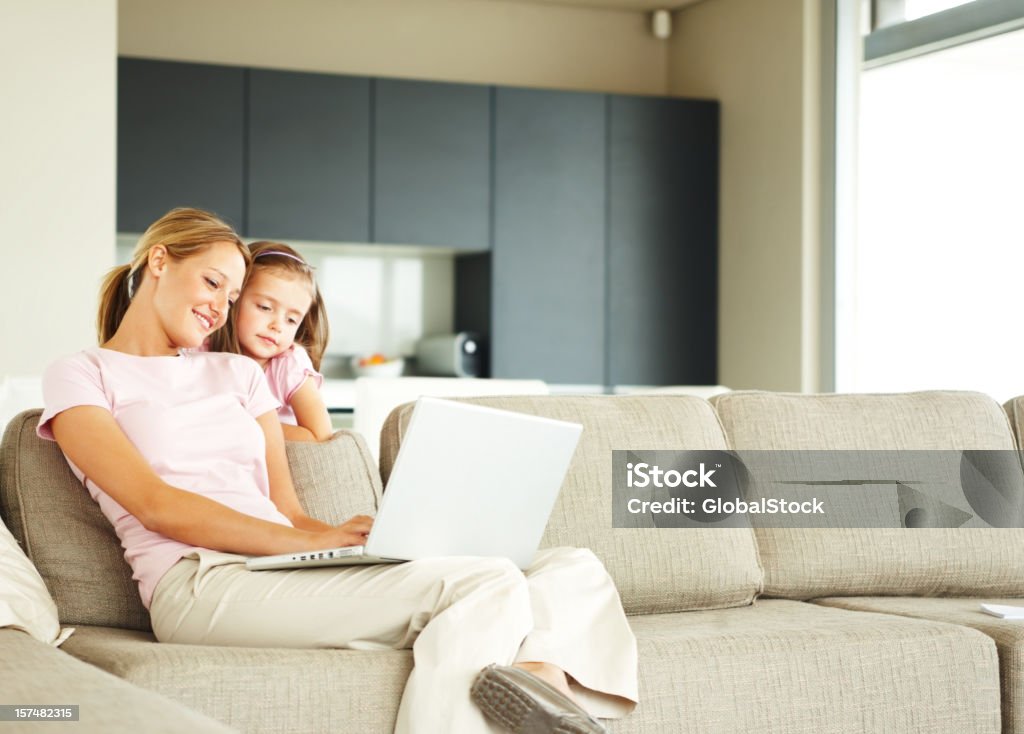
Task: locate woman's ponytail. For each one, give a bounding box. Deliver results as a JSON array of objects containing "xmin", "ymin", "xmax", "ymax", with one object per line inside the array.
[{"xmin": 97, "ymin": 264, "xmax": 133, "ymax": 344}]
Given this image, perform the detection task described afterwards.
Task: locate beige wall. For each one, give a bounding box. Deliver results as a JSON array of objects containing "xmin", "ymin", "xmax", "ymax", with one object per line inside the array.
[
  {"xmin": 0, "ymin": 0, "xmax": 116, "ymax": 376},
  {"xmin": 0, "ymin": 0, "xmax": 820, "ymax": 389},
  {"xmin": 669, "ymin": 0, "xmax": 822, "ymax": 391},
  {"xmin": 119, "ymin": 0, "xmax": 669, "ymax": 95}
]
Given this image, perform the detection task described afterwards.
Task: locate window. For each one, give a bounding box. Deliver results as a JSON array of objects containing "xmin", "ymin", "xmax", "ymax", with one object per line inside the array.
[
  {"xmin": 836, "ymin": 25, "xmax": 1024, "ymax": 399},
  {"xmin": 872, "ymin": 0, "xmax": 978, "ymax": 29},
  {"xmin": 903, "ymin": 0, "xmax": 976, "ymax": 21},
  {"xmin": 864, "ymin": 0, "xmax": 1024, "ymax": 64}
]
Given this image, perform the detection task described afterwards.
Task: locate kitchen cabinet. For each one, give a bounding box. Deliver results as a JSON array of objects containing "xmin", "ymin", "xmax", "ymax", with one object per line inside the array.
[
  {"xmin": 607, "ymin": 95, "xmax": 719, "ymax": 386},
  {"xmin": 117, "ymin": 59, "xmax": 244, "ymax": 232},
  {"xmin": 488, "ymin": 88, "xmax": 606, "ymax": 384},
  {"xmin": 117, "ymin": 60, "xmax": 720, "ymax": 387},
  {"xmin": 468, "ymin": 91, "xmax": 718, "ymax": 386},
  {"xmin": 373, "ymin": 79, "xmax": 490, "ymax": 250},
  {"xmin": 247, "ymin": 70, "xmax": 370, "ymax": 241}
]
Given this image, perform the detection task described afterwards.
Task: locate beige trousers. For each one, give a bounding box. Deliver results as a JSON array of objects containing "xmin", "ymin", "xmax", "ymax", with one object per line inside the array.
[{"xmin": 150, "ymin": 546, "xmax": 638, "ymax": 734}]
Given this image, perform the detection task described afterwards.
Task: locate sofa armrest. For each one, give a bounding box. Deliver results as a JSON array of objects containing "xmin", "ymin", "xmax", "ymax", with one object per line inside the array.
[{"xmin": 0, "ymin": 628, "xmax": 234, "ymax": 732}]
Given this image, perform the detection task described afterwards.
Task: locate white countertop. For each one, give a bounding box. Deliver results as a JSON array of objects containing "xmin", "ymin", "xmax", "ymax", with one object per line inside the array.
[
  {"xmin": 321, "ymin": 380, "xmax": 358, "ymax": 411},
  {"xmin": 320, "ymin": 378, "xmax": 727, "ymax": 411},
  {"xmin": 320, "ymin": 379, "xmax": 608, "ymax": 411}
]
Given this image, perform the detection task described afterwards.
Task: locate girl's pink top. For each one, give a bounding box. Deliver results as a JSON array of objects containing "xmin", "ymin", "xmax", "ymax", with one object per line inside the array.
[
  {"xmin": 37, "ymin": 347, "xmax": 292, "ymax": 609},
  {"xmin": 263, "ymin": 345, "xmax": 323, "ymax": 425}
]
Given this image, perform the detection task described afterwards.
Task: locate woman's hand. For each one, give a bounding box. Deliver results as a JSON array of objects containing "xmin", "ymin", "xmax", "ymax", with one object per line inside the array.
[{"xmin": 306, "ymin": 514, "xmax": 374, "ymax": 550}]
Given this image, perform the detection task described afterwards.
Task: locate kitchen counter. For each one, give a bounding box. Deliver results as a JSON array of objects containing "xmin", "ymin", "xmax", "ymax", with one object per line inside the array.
[
  {"xmin": 321, "ymin": 378, "xmax": 727, "ymax": 413},
  {"xmin": 321, "ymin": 380, "xmax": 358, "ymax": 412},
  {"xmin": 321, "ymin": 379, "xmax": 609, "ymax": 412}
]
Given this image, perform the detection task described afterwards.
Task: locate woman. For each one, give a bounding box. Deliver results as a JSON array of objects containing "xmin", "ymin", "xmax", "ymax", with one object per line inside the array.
[{"xmin": 38, "ymin": 208, "xmax": 638, "ymax": 734}]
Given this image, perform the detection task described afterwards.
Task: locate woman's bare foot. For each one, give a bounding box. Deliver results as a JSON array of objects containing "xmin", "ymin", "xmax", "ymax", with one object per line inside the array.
[{"xmin": 512, "ymin": 661, "xmax": 578, "ymax": 704}]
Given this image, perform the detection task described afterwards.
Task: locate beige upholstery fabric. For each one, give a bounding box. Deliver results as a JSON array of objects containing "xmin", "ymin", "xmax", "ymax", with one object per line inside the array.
[
  {"xmin": 616, "ymin": 600, "xmax": 1000, "ymax": 733},
  {"xmin": 1003, "ymin": 396, "xmax": 1024, "ymax": 449},
  {"xmin": 380, "ymin": 395, "xmax": 763, "ymax": 615},
  {"xmin": 285, "ymin": 429, "xmax": 382, "ymax": 522},
  {"xmin": 813, "ymin": 596, "xmax": 1024, "ymax": 734},
  {"xmin": 711, "ymin": 391, "xmax": 1024, "ymax": 598},
  {"xmin": 0, "ymin": 628, "xmax": 233, "ymax": 733},
  {"xmin": 0, "ymin": 410, "xmax": 381, "ymax": 631},
  {"xmin": 713, "ymin": 390, "xmax": 1017, "ymax": 450},
  {"xmin": 0, "ymin": 410, "xmax": 149, "ymax": 631},
  {"xmin": 59, "ymin": 601, "xmax": 1001, "ymax": 734},
  {"xmin": 61, "ymin": 625, "xmax": 411, "ymax": 734}
]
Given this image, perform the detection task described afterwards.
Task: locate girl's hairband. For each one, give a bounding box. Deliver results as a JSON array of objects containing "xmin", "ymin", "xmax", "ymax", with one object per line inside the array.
[
  {"xmin": 254, "ymin": 250, "xmax": 309, "ymax": 266},
  {"xmin": 126, "ymin": 250, "xmax": 309, "ymax": 300}
]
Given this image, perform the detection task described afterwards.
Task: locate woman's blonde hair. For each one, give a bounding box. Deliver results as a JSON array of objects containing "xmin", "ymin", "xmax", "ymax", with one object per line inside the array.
[
  {"xmin": 208, "ymin": 241, "xmax": 330, "ymax": 370},
  {"xmin": 97, "ymin": 208, "xmax": 248, "ymax": 343}
]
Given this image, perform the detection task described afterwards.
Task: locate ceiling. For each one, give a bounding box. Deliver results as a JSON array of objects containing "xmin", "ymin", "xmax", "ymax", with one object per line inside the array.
[{"xmin": 488, "ymin": 0, "xmax": 705, "ymax": 11}]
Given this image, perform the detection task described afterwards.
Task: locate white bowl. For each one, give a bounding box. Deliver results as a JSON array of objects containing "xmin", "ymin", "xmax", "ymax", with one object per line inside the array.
[{"xmin": 350, "ymin": 356, "xmax": 405, "ymax": 378}]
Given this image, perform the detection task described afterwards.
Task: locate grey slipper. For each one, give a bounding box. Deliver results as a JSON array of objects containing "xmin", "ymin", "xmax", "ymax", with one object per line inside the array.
[{"xmin": 470, "ymin": 664, "xmax": 607, "ymax": 734}]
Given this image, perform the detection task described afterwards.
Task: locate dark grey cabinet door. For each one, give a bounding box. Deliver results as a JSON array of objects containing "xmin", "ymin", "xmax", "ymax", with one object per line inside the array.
[
  {"xmin": 247, "ymin": 70, "xmax": 370, "ymax": 241},
  {"xmin": 608, "ymin": 95, "xmax": 719, "ymax": 386},
  {"xmin": 373, "ymin": 79, "xmax": 490, "ymax": 249},
  {"xmin": 491, "ymin": 88, "xmax": 606, "ymax": 384},
  {"xmin": 118, "ymin": 59, "xmax": 244, "ymax": 232}
]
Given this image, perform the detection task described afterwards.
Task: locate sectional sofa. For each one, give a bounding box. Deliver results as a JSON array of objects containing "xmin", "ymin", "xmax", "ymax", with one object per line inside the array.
[{"xmin": 3, "ymin": 390, "xmax": 1024, "ymax": 733}]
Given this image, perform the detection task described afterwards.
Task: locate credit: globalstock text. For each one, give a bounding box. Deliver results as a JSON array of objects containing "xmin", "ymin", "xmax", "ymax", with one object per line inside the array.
[{"xmin": 625, "ymin": 497, "xmax": 825, "ymax": 515}]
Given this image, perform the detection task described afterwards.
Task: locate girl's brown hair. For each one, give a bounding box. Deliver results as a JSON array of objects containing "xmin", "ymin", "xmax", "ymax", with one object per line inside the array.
[
  {"xmin": 97, "ymin": 208, "xmax": 248, "ymax": 343},
  {"xmin": 208, "ymin": 241, "xmax": 330, "ymax": 370}
]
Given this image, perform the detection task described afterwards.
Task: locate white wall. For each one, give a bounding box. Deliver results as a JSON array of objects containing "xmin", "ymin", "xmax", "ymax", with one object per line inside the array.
[
  {"xmin": 668, "ymin": 0, "xmax": 823, "ymax": 391},
  {"xmin": 119, "ymin": 0, "xmax": 669, "ymax": 95},
  {"xmin": 0, "ymin": 0, "xmax": 117, "ymax": 376}
]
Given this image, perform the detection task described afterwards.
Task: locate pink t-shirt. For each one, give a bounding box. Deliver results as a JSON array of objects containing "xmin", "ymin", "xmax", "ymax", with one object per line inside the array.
[
  {"xmin": 37, "ymin": 348, "xmax": 292, "ymax": 609},
  {"xmin": 264, "ymin": 345, "xmax": 323, "ymax": 426}
]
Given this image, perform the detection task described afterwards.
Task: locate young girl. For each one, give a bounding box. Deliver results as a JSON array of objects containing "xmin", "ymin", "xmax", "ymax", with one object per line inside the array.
[{"xmin": 210, "ymin": 242, "xmax": 333, "ymax": 442}]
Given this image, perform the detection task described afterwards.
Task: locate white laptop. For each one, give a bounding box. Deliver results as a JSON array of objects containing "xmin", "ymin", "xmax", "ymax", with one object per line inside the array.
[{"xmin": 246, "ymin": 397, "xmax": 583, "ymax": 571}]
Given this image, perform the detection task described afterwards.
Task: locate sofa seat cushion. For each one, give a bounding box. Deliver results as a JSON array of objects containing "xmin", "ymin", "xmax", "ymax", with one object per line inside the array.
[
  {"xmin": 711, "ymin": 390, "xmax": 1024, "ymax": 598},
  {"xmin": 60, "ymin": 625, "xmax": 412, "ymax": 734},
  {"xmin": 0, "ymin": 628, "xmax": 233, "ymax": 733},
  {"xmin": 59, "ymin": 602, "xmax": 999, "ymax": 734},
  {"xmin": 380, "ymin": 395, "xmax": 763, "ymax": 615},
  {"xmin": 619, "ymin": 599, "xmax": 999, "ymax": 733},
  {"xmin": 0, "ymin": 409, "xmax": 381, "ymax": 631},
  {"xmin": 814, "ymin": 596, "xmax": 1024, "ymax": 734}
]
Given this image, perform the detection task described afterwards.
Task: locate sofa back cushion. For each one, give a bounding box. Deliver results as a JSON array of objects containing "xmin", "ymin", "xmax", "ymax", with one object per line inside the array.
[
  {"xmin": 379, "ymin": 395, "xmax": 763, "ymax": 615},
  {"xmin": 285, "ymin": 430, "xmax": 382, "ymax": 524},
  {"xmin": 0, "ymin": 410, "xmax": 380, "ymax": 630},
  {"xmin": 711, "ymin": 390, "xmax": 1024, "ymax": 598},
  {"xmin": 1003, "ymin": 396, "xmax": 1024, "ymax": 449}
]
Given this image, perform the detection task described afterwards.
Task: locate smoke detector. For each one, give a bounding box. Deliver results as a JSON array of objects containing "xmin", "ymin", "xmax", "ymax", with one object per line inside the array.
[{"xmin": 651, "ymin": 9, "xmax": 672, "ymax": 40}]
